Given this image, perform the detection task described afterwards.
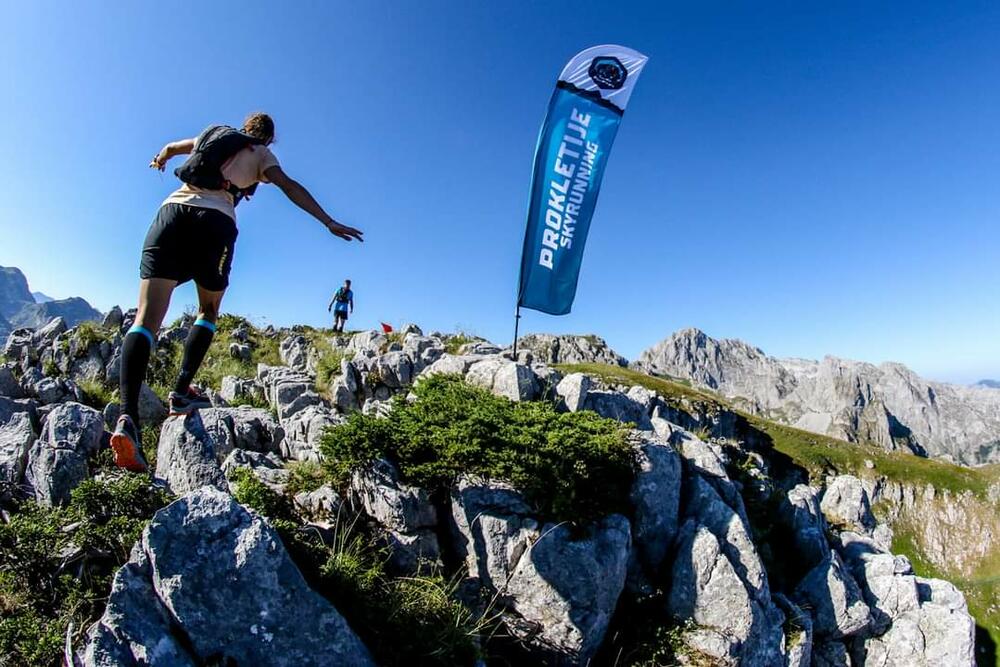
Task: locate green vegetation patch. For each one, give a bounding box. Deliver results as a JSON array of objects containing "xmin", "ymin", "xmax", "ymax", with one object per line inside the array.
[
  {"xmin": 0, "ymin": 475, "xmax": 171, "ymax": 666},
  {"xmin": 320, "ymin": 374, "xmax": 637, "ymax": 524}
]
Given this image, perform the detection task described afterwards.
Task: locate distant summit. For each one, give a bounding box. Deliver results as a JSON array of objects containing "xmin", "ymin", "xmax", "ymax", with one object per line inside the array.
[
  {"xmin": 636, "ymin": 328, "xmax": 1000, "ymax": 466},
  {"xmin": 975, "ymin": 379, "xmax": 1000, "ymax": 389},
  {"xmin": 0, "ymin": 266, "xmax": 101, "ymax": 339},
  {"xmin": 31, "ymin": 291, "xmax": 54, "ymax": 303}
]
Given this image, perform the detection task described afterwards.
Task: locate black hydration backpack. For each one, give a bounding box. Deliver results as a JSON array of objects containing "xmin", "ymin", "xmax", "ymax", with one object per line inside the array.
[{"xmin": 174, "ymin": 125, "xmax": 263, "ymax": 205}]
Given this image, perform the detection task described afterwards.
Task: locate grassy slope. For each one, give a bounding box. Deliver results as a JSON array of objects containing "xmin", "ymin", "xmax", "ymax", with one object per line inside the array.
[{"xmin": 557, "ymin": 362, "xmax": 1000, "ymax": 664}]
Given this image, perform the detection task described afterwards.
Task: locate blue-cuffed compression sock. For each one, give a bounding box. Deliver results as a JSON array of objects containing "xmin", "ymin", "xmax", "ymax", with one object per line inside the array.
[
  {"xmin": 173, "ymin": 319, "xmax": 216, "ymax": 395},
  {"xmin": 120, "ymin": 326, "xmax": 154, "ymax": 425}
]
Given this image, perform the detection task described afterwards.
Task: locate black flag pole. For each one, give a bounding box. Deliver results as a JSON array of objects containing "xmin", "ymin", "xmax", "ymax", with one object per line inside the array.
[{"xmin": 512, "ymin": 305, "xmax": 522, "ymax": 358}]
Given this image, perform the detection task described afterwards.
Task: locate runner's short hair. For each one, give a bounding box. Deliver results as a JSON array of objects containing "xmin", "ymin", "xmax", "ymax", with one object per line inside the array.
[
  {"xmin": 243, "ymin": 112, "xmax": 275, "ymax": 142},
  {"xmin": 345, "ymin": 279, "xmax": 352, "ymax": 285}
]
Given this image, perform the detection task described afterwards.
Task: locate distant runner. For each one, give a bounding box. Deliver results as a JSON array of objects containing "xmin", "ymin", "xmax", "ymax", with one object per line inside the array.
[
  {"xmin": 110, "ymin": 113, "xmax": 363, "ymax": 472},
  {"xmin": 328, "ymin": 279, "xmax": 354, "ymax": 332}
]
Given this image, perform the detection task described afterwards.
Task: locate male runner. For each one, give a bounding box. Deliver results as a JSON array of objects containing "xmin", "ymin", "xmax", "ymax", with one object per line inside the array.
[{"xmin": 328, "ymin": 279, "xmax": 354, "ymax": 332}]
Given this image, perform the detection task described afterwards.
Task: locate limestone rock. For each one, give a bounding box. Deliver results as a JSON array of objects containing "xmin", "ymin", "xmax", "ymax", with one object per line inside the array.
[
  {"xmin": 555, "ymin": 372, "xmax": 591, "ymax": 412},
  {"xmin": 81, "ymin": 487, "xmax": 375, "ymax": 666},
  {"xmin": 821, "ymin": 475, "xmax": 876, "ymax": 534},
  {"xmin": 282, "ymin": 405, "xmax": 340, "ymax": 461},
  {"xmin": 154, "ymin": 414, "xmax": 227, "ymax": 495},
  {"xmin": 795, "ymin": 551, "xmax": 871, "ymax": 639},
  {"xmin": 466, "ymin": 358, "xmax": 538, "ymax": 402},
  {"xmin": 350, "ymin": 459, "xmax": 439, "ymax": 573},
  {"xmin": 25, "ymin": 402, "xmax": 103, "ymax": 506},
  {"xmin": 627, "ymin": 432, "xmax": 681, "ymax": 587},
  {"xmin": 515, "ymin": 333, "xmax": 627, "ymax": 366},
  {"xmin": 0, "ymin": 411, "xmax": 36, "ymax": 488}
]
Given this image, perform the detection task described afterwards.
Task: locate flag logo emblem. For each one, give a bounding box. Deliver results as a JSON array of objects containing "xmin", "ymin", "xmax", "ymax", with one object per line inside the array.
[{"xmin": 588, "ymin": 56, "xmax": 627, "ymax": 90}]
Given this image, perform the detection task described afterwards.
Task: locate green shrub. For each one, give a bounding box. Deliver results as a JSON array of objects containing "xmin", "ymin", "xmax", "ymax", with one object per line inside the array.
[
  {"xmin": 0, "ymin": 475, "xmax": 171, "ymax": 666},
  {"xmin": 285, "ymin": 461, "xmax": 327, "ymax": 496},
  {"xmin": 320, "ymin": 374, "xmax": 636, "ymax": 525}
]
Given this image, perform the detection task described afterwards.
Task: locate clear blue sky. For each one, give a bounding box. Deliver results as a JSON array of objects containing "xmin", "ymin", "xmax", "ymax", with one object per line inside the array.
[{"xmin": 1, "ymin": 2, "xmax": 997, "ymax": 383}]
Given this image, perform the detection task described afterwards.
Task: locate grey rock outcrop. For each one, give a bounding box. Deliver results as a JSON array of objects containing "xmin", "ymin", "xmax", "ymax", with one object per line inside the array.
[
  {"xmin": 81, "ymin": 487, "xmax": 375, "ymax": 666},
  {"xmin": 627, "ymin": 432, "xmax": 681, "ymax": 588},
  {"xmin": 449, "ymin": 477, "xmax": 630, "ymax": 664},
  {"xmin": 465, "ymin": 357, "xmax": 538, "ymax": 402},
  {"xmin": 0, "ymin": 411, "xmax": 35, "ymax": 488},
  {"xmin": 636, "ymin": 328, "xmax": 1000, "ymax": 465},
  {"xmin": 515, "ymin": 333, "xmax": 627, "ymax": 367},
  {"xmin": 349, "ymin": 459, "xmax": 439, "ymax": 573},
  {"xmin": 821, "ymin": 474, "xmax": 876, "ymax": 534},
  {"xmin": 154, "ymin": 414, "xmax": 227, "ymax": 495},
  {"xmin": 26, "ymin": 402, "xmax": 103, "ymax": 505},
  {"xmin": 794, "ymin": 551, "xmax": 871, "ymax": 639}
]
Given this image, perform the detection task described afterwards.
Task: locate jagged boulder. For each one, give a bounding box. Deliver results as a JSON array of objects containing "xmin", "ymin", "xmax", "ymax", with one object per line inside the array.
[
  {"xmin": 779, "ymin": 484, "xmax": 830, "ymax": 570},
  {"xmin": 154, "ymin": 413, "xmax": 227, "ymax": 495},
  {"xmin": 81, "ymin": 487, "xmax": 375, "ymax": 666},
  {"xmin": 582, "ymin": 389, "xmax": 652, "ymax": 430},
  {"xmin": 852, "ymin": 575, "xmax": 976, "ymax": 666},
  {"xmin": 197, "ymin": 407, "xmax": 284, "ymax": 459},
  {"xmin": 556, "ymin": 372, "xmax": 592, "ymax": 412},
  {"xmin": 25, "ymin": 402, "xmax": 103, "ymax": 505},
  {"xmin": 821, "ymin": 474, "xmax": 876, "ymax": 533},
  {"xmin": 219, "ymin": 375, "xmax": 264, "ymax": 404},
  {"xmin": 282, "ymin": 405, "xmax": 340, "ymax": 461},
  {"xmin": 222, "ymin": 448, "xmax": 290, "ymax": 491},
  {"xmin": 350, "ymin": 459, "xmax": 439, "ymax": 573},
  {"xmin": 774, "ymin": 593, "xmax": 813, "ymax": 667},
  {"xmin": 795, "ymin": 550, "xmax": 872, "ymax": 639},
  {"xmin": 449, "ymin": 476, "xmax": 630, "ymax": 664},
  {"xmin": 627, "ymin": 432, "xmax": 681, "ymax": 589},
  {"xmin": 0, "ymin": 364, "xmax": 23, "ymax": 398},
  {"xmin": 668, "ymin": 472, "xmax": 786, "ymax": 666},
  {"xmin": 419, "ymin": 353, "xmax": 478, "ymax": 378},
  {"xmin": 279, "ymin": 334, "xmax": 313, "ymax": 372},
  {"xmin": 294, "ymin": 484, "xmax": 344, "ymax": 523},
  {"xmin": 0, "ymin": 411, "xmax": 35, "ymax": 488},
  {"xmin": 465, "ymin": 357, "xmax": 538, "ymax": 402}
]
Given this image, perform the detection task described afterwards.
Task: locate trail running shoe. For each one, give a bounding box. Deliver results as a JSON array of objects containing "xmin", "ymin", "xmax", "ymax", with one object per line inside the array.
[
  {"xmin": 110, "ymin": 415, "xmax": 148, "ymax": 473},
  {"xmin": 168, "ymin": 386, "xmax": 213, "ymax": 415}
]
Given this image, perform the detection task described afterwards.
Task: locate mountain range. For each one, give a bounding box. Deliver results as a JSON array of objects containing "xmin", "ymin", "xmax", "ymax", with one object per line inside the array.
[
  {"xmin": 0, "ymin": 265, "xmax": 102, "ymax": 340},
  {"xmin": 635, "ymin": 328, "xmax": 1000, "ymax": 466}
]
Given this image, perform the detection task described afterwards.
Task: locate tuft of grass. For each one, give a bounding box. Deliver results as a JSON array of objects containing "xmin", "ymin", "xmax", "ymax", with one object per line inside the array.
[
  {"xmin": 320, "ymin": 374, "xmax": 637, "ymax": 525},
  {"xmin": 229, "ymin": 466, "xmax": 488, "ymax": 666},
  {"xmin": 0, "ymin": 475, "xmax": 171, "ymax": 666},
  {"xmin": 285, "ymin": 460, "xmax": 327, "ymax": 496},
  {"xmin": 444, "ymin": 333, "xmax": 476, "ymax": 355},
  {"xmin": 73, "ymin": 321, "xmax": 113, "ymax": 351},
  {"xmin": 77, "ymin": 378, "xmax": 116, "ymax": 412}
]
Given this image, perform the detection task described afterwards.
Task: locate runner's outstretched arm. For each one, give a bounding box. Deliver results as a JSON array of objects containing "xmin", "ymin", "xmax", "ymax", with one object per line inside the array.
[
  {"xmin": 264, "ymin": 166, "xmax": 364, "ymax": 242},
  {"xmin": 150, "ymin": 138, "xmax": 196, "ymax": 170}
]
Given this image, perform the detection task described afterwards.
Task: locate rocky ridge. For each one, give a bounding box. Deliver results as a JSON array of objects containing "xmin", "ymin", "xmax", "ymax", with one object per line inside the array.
[
  {"xmin": 1, "ymin": 317, "xmax": 992, "ymax": 666},
  {"xmin": 0, "ymin": 266, "xmax": 102, "ymax": 340},
  {"xmin": 635, "ymin": 328, "xmax": 1000, "ymax": 466}
]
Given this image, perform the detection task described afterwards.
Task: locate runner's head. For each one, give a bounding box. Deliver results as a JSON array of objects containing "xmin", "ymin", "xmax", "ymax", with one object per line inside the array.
[
  {"xmin": 243, "ymin": 112, "xmax": 275, "ymax": 145},
  {"xmin": 344, "ymin": 279, "xmax": 351, "ymax": 288}
]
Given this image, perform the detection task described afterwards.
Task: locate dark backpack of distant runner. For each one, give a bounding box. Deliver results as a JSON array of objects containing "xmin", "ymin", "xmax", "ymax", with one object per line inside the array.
[
  {"xmin": 174, "ymin": 125, "xmax": 263, "ymax": 205},
  {"xmin": 334, "ymin": 288, "xmax": 351, "ymax": 304}
]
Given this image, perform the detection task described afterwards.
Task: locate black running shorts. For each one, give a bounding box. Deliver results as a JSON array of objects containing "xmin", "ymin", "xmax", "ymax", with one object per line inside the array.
[
  {"xmin": 139, "ymin": 203, "xmax": 238, "ymax": 291},
  {"xmin": 334, "ymin": 309, "xmax": 349, "ymax": 320}
]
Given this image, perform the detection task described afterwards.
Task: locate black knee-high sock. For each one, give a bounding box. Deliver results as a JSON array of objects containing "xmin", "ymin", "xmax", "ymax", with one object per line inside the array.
[
  {"xmin": 120, "ymin": 327, "xmax": 153, "ymax": 426},
  {"xmin": 174, "ymin": 319, "xmax": 216, "ymax": 394}
]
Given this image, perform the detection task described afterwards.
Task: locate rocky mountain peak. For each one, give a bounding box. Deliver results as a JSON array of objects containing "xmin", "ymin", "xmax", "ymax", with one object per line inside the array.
[
  {"xmin": 637, "ymin": 329, "xmax": 1000, "ymax": 466},
  {"xmin": 0, "ymin": 265, "xmax": 102, "ymax": 339}
]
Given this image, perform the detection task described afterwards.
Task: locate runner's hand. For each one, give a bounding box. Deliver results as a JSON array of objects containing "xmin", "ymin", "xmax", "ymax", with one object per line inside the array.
[
  {"xmin": 150, "ymin": 154, "xmax": 167, "ymax": 171},
  {"xmin": 326, "ymin": 221, "xmax": 364, "ymax": 242}
]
